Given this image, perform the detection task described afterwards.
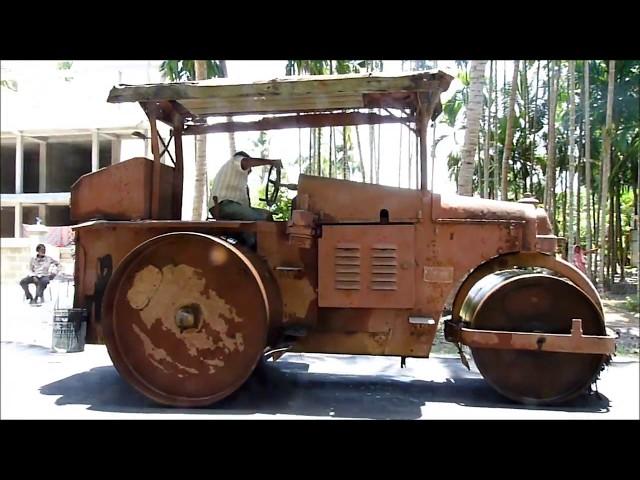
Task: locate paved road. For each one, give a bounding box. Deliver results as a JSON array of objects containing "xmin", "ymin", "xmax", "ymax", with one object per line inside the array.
[{"xmin": 1, "ymin": 284, "xmax": 638, "ymax": 419}]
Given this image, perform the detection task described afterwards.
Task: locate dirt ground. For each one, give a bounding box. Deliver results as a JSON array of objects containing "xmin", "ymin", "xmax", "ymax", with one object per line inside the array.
[{"xmin": 600, "ymin": 293, "xmax": 639, "ymax": 358}]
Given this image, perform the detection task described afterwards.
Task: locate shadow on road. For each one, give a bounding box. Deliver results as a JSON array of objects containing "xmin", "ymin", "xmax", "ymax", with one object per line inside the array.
[{"xmin": 39, "ymin": 356, "xmax": 611, "ymax": 418}]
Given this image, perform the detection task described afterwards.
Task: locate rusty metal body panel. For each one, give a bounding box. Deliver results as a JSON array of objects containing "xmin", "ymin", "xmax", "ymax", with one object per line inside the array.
[
  {"xmin": 74, "ymin": 219, "xmax": 317, "ymax": 345},
  {"xmin": 292, "ymin": 308, "xmax": 434, "ymax": 357},
  {"xmin": 298, "ymin": 174, "xmax": 422, "ymax": 223},
  {"xmin": 319, "ymin": 225, "xmax": 415, "ymax": 308},
  {"xmin": 70, "ymin": 157, "xmax": 175, "ymax": 222},
  {"xmin": 459, "ymin": 319, "xmax": 616, "ymax": 355},
  {"xmin": 74, "ymin": 174, "xmax": 596, "ymax": 363}
]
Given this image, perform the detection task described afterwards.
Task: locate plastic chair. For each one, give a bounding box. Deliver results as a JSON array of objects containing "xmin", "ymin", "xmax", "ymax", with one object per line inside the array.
[{"xmin": 24, "ymin": 284, "xmax": 53, "ymax": 302}]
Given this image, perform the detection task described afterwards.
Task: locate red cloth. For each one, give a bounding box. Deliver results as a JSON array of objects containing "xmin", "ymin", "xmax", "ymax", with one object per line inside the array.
[
  {"xmin": 45, "ymin": 226, "xmax": 74, "ymax": 247},
  {"xmin": 573, "ymin": 250, "xmax": 586, "ymax": 274}
]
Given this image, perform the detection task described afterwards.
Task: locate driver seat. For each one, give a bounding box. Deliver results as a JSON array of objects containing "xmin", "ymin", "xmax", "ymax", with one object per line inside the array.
[{"xmin": 207, "ymin": 196, "xmax": 221, "ymax": 220}]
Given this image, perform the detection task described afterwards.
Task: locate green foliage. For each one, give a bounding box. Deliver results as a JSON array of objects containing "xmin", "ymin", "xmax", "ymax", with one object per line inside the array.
[
  {"xmin": 160, "ymin": 60, "xmax": 223, "ymax": 81},
  {"xmin": 252, "ymin": 131, "xmax": 271, "ymax": 183},
  {"xmin": 57, "ymin": 61, "xmax": 74, "ymax": 81},
  {"xmin": 625, "ymin": 294, "xmax": 639, "ymax": 313},
  {"xmin": 447, "ymin": 152, "xmax": 461, "ymax": 182},
  {"xmin": 255, "ymin": 185, "xmax": 293, "ymax": 221},
  {"xmin": 413, "ymin": 60, "xmax": 434, "ymax": 70}
]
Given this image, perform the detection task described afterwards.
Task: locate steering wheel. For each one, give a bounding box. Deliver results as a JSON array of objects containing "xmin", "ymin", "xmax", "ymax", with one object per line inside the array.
[{"xmin": 260, "ymin": 164, "xmax": 281, "ymax": 207}]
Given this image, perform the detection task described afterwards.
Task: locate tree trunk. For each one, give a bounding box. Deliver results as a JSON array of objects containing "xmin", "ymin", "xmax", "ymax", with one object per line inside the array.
[
  {"xmin": 577, "ymin": 116, "xmax": 584, "ymax": 245},
  {"xmin": 493, "ymin": 61, "xmax": 500, "ymax": 199},
  {"xmin": 477, "ymin": 135, "xmax": 482, "ymax": 196},
  {"xmin": 597, "ymin": 60, "xmax": 615, "ymax": 289},
  {"xmin": 561, "ymin": 172, "xmax": 567, "ymax": 239},
  {"xmin": 522, "ymin": 61, "xmax": 529, "ymax": 195},
  {"xmin": 192, "ymin": 60, "xmax": 208, "ymax": 220},
  {"xmin": 430, "ymin": 61, "xmax": 438, "ymax": 192},
  {"xmin": 593, "ymin": 186, "xmax": 600, "ymax": 276},
  {"xmin": 616, "ymin": 183, "xmax": 625, "ymax": 281},
  {"xmin": 458, "ymin": 60, "xmax": 488, "ymax": 196},
  {"xmin": 609, "ymin": 190, "xmax": 618, "ymax": 287},
  {"xmin": 354, "ymin": 126, "xmax": 365, "ymax": 182},
  {"xmin": 567, "ymin": 61, "xmax": 577, "ymax": 262},
  {"xmin": 531, "ymin": 61, "xmax": 540, "ymax": 190},
  {"xmin": 369, "ymin": 123, "xmax": 376, "ymax": 183},
  {"xmin": 298, "ymin": 123, "xmax": 302, "ymax": 175},
  {"xmin": 483, "ymin": 61, "xmax": 493, "ymax": 198},
  {"xmin": 501, "ymin": 60, "xmax": 520, "ymax": 201},
  {"xmin": 342, "ymin": 127, "xmax": 349, "ymax": 180},
  {"xmin": 584, "ymin": 60, "xmax": 593, "ymax": 275},
  {"xmin": 218, "ymin": 61, "xmax": 237, "ymax": 156},
  {"xmin": 605, "ymin": 203, "xmax": 611, "ymax": 283},
  {"xmin": 544, "ymin": 61, "xmax": 560, "ymax": 229},
  {"xmin": 503, "ymin": 60, "xmax": 507, "ymax": 115}
]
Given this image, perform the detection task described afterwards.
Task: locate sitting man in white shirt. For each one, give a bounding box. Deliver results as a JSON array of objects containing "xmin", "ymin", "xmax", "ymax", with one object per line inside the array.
[
  {"xmin": 210, "ymin": 151, "xmax": 282, "ymax": 222},
  {"xmin": 19, "ymin": 243, "xmax": 61, "ymax": 305},
  {"xmin": 209, "ymin": 151, "xmax": 282, "ymax": 247}
]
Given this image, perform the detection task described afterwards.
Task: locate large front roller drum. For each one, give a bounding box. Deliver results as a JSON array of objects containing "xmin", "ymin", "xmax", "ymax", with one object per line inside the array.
[
  {"xmin": 461, "ymin": 270, "xmax": 606, "ymax": 405},
  {"xmin": 102, "ymin": 232, "xmax": 281, "ymax": 407}
]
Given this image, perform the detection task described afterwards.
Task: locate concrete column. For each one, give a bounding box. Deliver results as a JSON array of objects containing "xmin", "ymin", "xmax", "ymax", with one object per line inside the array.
[
  {"xmin": 111, "ymin": 138, "xmax": 121, "ymax": 164},
  {"xmin": 39, "ymin": 142, "xmax": 47, "ymax": 192},
  {"xmin": 92, "ymin": 129, "xmax": 99, "ymax": 171},
  {"xmin": 15, "ymin": 132, "xmax": 23, "ymax": 194},
  {"xmin": 14, "ymin": 202, "xmax": 23, "ymax": 238},
  {"xmin": 39, "ymin": 141, "xmax": 47, "ymax": 223}
]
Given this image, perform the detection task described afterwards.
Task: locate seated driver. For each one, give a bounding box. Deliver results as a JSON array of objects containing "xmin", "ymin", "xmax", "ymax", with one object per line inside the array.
[{"xmin": 209, "ymin": 151, "xmax": 282, "ymax": 221}]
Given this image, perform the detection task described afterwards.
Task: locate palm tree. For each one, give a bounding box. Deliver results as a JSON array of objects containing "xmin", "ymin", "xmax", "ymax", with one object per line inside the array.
[
  {"xmin": 252, "ymin": 131, "xmax": 271, "ymax": 183},
  {"xmin": 567, "ymin": 61, "xmax": 577, "ymax": 262},
  {"xmin": 493, "ymin": 62, "xmax": 500, "ymax": 199},
  {"xmin": 483, "ymin": 61, "xmax": 493, "ymax": 197},
  {"xmin": 193, "ymin": 61, "xmax": 208, "ymax": 221},
  {"xmin": 355, "ymin": 125, "xmax": 366, "ymax": 182},
  {"xmin": 530, "ymin": 61, "xmax": 541, "ymax": 195},
  {"xmin": 520, "ymin": 61, "xmax": 529, "ymax": 196},
  {"xmin": 501, "ymin": 60, "xmax": 519, "ymax": 200},
  {"xmin": 159, "ymin": 60, "xmax": 224, "ymax": 220},
  {"xmin": 597, "ymin": 60, "xmax": 616, "ymax": 288},
  {"xmin": 544, "ymin": 61, "xmax": 560, "ymax": 227},
  {"xmin": 583, "ymin": 60, "xmax": 593, "ymax": 275},
  {"xmin": 285, "ymin": 60, "xmax": 330, "ymax": 176},
  {"xmin": 398, "ymin": 59, "xmax": 405, "ymax": 186},
  {"xmin": 457, "ymin": 60, "xmax": 488, "ymax": 196},
  {"xmin": 218, "ymin": 61, "xmax": 237, "ymax": 156}
]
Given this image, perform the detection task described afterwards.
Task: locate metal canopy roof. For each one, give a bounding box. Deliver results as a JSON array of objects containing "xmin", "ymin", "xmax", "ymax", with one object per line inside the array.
[{"xmin": 107, "ymin": 70, "xmax": 454, "ymax": 121}]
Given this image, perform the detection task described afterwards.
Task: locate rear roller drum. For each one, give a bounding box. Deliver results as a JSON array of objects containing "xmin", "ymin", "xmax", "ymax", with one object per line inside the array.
[{"xmin": 102, "ymin": 232, "xmax": 278, "ymax": 407}]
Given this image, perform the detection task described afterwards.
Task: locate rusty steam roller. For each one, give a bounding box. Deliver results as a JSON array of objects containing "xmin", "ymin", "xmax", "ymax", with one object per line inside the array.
[{"xmin": 68, "ymin": 70, "xmax": 616, "ymax": 407}]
